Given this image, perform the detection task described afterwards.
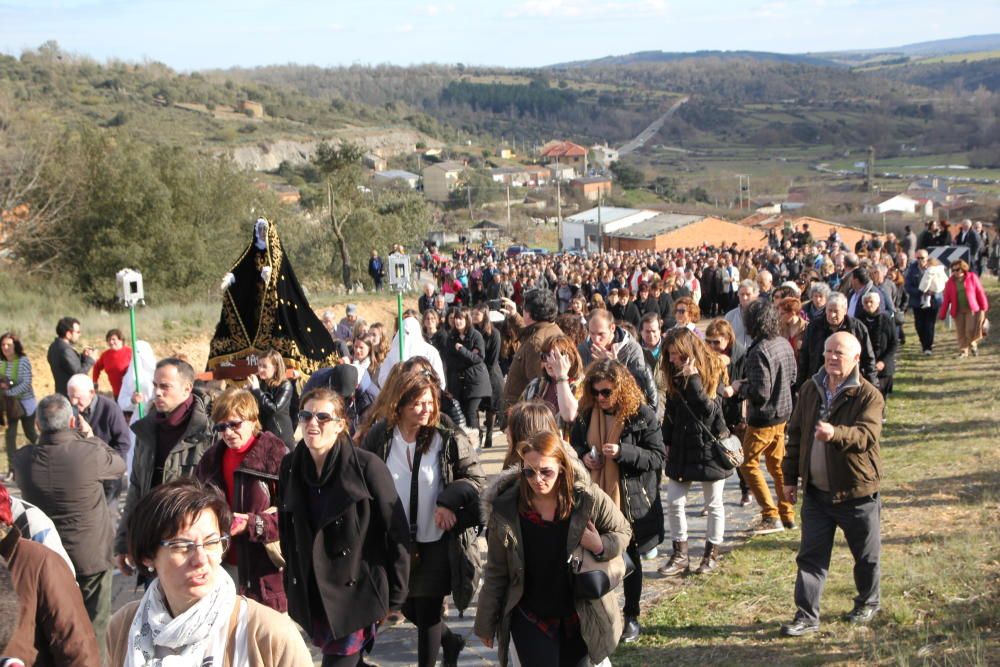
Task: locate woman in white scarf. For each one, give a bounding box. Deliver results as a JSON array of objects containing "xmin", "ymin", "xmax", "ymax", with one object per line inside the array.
[
  {"xmin": 377, "ymin": 316, "xmax": 446, "ymax": 389},
  {"xmin": 106, "ymin": 479, "xmax": 310, "ymax": 666}
]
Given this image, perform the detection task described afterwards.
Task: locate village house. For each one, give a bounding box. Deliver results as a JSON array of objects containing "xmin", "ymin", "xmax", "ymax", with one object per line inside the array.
[
  {"xmin": 589, "ymin": 143, "xmax": 619, "ymax": 169},
  {"xmin": 570, "ymin": 176, "xmax": 612, "ymax": 202},
  {"xmin": 540, "ymin": 140, "xmax": 588, "ymax": 174},
  {"xmin": 562, "ymin": 206, "xmax": 660, "ymax": 252},
  {"xmin": 422, "ymin": 160, "xmax": 467, "ymax": 202},
  {"xmin": 864, "ymin": 193, "xmax": 933, "ymax": 217}
]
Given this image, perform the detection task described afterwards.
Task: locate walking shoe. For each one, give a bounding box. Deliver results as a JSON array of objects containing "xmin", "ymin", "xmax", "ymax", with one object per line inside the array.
[
  {"xmin": 694, "ymin": 541, "xmax": 720, "ymax": 575},
  {"xmin": 957, "ymin": 351, "xmax": 969, "ymax": 358},
  {"xmin": 751, "ymin": 517, "xmax": 785, "ymax": 535},
  {"xmin": 740, "ymin": 491, "xmax": 753, "ymax": 507},
  {"xmin": 641, "ymin": 547, "xmax": 658, "ymax": 561},
  {"xmin": 620, "ymin": 616, "xmax": 641, "ymax": 643},
  {"xmin": 923, "ymin": 349, "xmax": 933, "ymax": 356},
  {"xmin": 971, "ymin": 344, "xmax": 979, "ymax": 357},
  {"xmin": 845, "ymin": 605, "xmax": 880, "ymax": 624},
  {"xmin": 441, "ymin": 628, "xmax": 465, "ymax": 667},
  {"xmin": 782, "ymin": 519, "xmax": 796, "ymax": 530},
  {"xmin": 780, "ymin": 617, "xmax": 819, "ymax": 637}
]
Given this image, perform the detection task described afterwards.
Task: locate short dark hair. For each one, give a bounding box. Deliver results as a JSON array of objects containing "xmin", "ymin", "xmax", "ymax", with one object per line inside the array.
[
  {"xmin": 523, "ymin": 288, "xmax": 558, "ymax": 323},
  {"xmin": 744, "ymin": 299, "xmax": 781, "ymax": 340},
  {"xmin": 55, "ymin": 317, "xmax": 79, "ymax": 338},
  {"xmin": 853, "ymin": 267, "xmax": 871, "ymax": 285},
  {"xmin": 106, "ymin": 328, "xmax": 124, "ymax": 342},
  {"xmin": 126, "ymin": 479, "xmax": 232, "ymax": 569},
  {"xmin": 156, "ymin": 357, "xmax": 195, "ymax": 387},
  {"xmin": 639, "ymin": 311, "xmax": 661, "ymax": 329}
]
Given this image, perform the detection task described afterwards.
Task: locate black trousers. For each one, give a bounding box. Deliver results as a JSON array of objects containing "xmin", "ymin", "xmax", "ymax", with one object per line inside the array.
[
  {"xmin": 912, "ymin": 306, "xmax": 938, "ymax": 352},
  {"xmin": 460, "ymin": 397, "xmax": 482, "ymax": 431},
  {"xmin": 794, "ymin": 486, "xmax": 881, "ymax": 624},
  {"xmin": 510, "ymin": 606, "xmax": 589, "ymax": 667},
  {"xmin": 623, "ymin": 540, "xmax": 642, "ymax": 618},
  {"xmin": 401, "ymin": 595, "xmax": 448, "ymax": 667}
]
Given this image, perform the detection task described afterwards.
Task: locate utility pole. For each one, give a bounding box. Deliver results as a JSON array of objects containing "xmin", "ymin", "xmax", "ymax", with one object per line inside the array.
[
  {"xmin": 556, "ymin": 157, "xmax": 563, "ymax": 251},
  {"xmin": 506, "ymin": 184, "xmax": 512, "ymax": 233},
  {"xmin": 737, "ymin": 174, "xmax": 750, "ymax": 209},
  {"xmin": 597, "ymin": 195, "xmax": 603, "ymax": 254}
]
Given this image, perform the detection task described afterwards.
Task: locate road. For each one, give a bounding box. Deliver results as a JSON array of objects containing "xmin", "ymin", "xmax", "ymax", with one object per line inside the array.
[{"xmin": 617, "ymin": 96, "xmax": 689, "ymax": 157}]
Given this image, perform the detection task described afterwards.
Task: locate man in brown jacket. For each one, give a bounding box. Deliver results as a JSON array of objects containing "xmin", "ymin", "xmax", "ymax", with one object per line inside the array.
[
  {"xmin": 780, "ymin": 331, "xmax": 884, "ymax": 636},
  {"xmin": 501, "ymin": 288, "xmax": 562, "ymax": 411},
  {"xmin": 1, "ymin": 484, "xmax": 100, "ymax": 666},
  {"xmin": 14, "ymin": 394, "xmax": 126, "ymax": 661}
]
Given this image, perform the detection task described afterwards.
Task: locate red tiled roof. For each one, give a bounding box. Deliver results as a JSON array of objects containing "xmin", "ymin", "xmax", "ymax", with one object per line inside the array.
[{"xmin": 541, "ymin": 141, "xmax": 587, "ymax": 158}]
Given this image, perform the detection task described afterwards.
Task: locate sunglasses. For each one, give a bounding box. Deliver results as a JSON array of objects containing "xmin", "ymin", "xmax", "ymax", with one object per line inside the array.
[
  {"xmin": 213, "ymin": 420, "xmax": 244, "ymax": 434},
  {"xmin": 522, "ymin": 466, "xmax": 560, "ymax": 482},
  {"xmin": 590, "ymin": 386, "xmax": 614, "ymax": 399},
  {"xmin": 706, "ymin": 338, "xmax": 726, "ymax": 346},
  {"xmin": 675, "ymin": 308, "xmax": 689, "ymax": 315},
  {"xmin": 297, "ymin": 410, "xmax": 341, "ymax": 424}
]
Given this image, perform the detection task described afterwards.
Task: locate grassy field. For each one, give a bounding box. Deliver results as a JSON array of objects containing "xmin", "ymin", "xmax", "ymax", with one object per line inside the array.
[{"xmin": 616, "ymin": 282, "xmax": 1000, "ymax": 666}]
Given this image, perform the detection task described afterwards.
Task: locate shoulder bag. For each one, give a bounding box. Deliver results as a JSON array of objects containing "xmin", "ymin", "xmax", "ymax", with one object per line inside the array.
[
  {"xmin": 677, "ymin": 393, "xmax": 744, "ymax": 470},
  {"xmin": 567, "ymin": 543, "xmax": 635, "ymax": 600}
]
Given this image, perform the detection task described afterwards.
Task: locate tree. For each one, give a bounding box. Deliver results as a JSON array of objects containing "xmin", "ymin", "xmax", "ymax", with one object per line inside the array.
[
  {"xmin": 315, "ymin": 141, "xmax": 365, "ymax": 288},
  {"xmin": 610, "ymin": 160, "xmax": 644, "ymax": 189}
]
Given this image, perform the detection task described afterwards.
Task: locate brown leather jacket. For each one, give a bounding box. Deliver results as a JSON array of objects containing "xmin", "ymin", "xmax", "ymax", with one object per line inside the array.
[
  {"xmin": 1, "ymin": 528, "xmax": 100, "ymax": 666},
  {"xmin": 783, "ymin": 368, "xmax": 884, "ymax": 503}
]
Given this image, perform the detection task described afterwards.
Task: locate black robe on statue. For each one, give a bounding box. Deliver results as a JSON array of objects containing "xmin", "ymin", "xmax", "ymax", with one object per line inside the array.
[{"xmin": 208, "ymin": 218, "xmax": 341, "ymax": 373}]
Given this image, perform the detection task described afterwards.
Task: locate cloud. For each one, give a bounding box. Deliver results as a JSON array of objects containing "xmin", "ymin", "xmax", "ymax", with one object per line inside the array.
[{"xmin": 394, "ymin": 23, "xmax": 414, "ymax": 33}]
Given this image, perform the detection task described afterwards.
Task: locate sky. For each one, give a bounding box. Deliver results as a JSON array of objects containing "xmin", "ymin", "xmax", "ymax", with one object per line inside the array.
[{"xmin": 1, "ymin": 0, "xmax": 998, "ymax": 71}]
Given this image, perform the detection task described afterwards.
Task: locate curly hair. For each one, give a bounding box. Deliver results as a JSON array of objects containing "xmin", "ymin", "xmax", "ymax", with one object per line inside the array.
[
  {"xmin": 578, "ymin": 358, "xmax": 643, "ymax": 422},
  {"xmin": 660, "ymin": 327, "xmax": 726, "ymax": 399},
  {"xmin": 555, "ymin": 313, "xmax": 586, "ymax": 346},
  {"xmin": 744, "ymin": 299, "xmax": 781, "ymax": 340},
  {"xmin": 673, "ymin": 295, "xmax": 700, "ymax": 321}
]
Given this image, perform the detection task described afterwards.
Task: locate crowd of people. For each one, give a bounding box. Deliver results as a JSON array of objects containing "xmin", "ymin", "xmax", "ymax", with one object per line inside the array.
[{"xmin": 0, "ymin": 216, "xmax": 994, "ymax": 666}]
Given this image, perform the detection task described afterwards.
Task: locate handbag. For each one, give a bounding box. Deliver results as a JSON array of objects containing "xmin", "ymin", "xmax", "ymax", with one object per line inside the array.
[
  {"xmin": 567, "ymin": 544, "xmax": 634, "ymax": 600},
  {"xmin": 677, "ymin": 393, "xmax": 745, "ymax": 470}
]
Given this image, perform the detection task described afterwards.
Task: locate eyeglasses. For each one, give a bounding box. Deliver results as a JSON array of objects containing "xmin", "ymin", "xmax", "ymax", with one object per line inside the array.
[
  {"xmin": 159, "ymin": 534, "xmax": 231, "ymax": 560},
  {"xmin": 212, "ymin": 420, "xmax": 244, "ymax": 434},
  {"xmin": 589, "ymin": 386, "xmax": 614, "ymax": 399},
  {"xmin": 522, "ymin": 466, "xmax": 560, "ymax": 482},
  {"xmin": 297, "ymin": 410, "xmax": 342, "ymax": 424}
]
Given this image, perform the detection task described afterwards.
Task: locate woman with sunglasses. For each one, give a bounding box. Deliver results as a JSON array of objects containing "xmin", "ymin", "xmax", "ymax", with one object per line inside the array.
[
  {"xmin": 279, "ymin": 388, "xmax": 410, "ymax": 667},
  {"xmin": 194, "ymin": 389, "xmax": 288, "ymax": 612},
  {"xmin": 672, "ymin": 296, "xmax": 704, "ymax": 338},
  {"xmin": 360, "ymin": 367, "xmax": 486, "ymax": 667},
  {"xmin": 476, "ymin": 430, "xmax": 631, "ymax": 666},
  {"xmin": 657, "ymin": 327, "xmax": 732, "ymax": 579},
  {"xmin": 569, "ymin": 359, "xmax": 664, "ymax": 645},
  {"xmin": 107, "ymin": 478, "xmax": 312, "ymax": 665}
]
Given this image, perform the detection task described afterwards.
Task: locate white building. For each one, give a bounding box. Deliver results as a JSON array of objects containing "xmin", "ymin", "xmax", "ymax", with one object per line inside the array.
[
  {"xmin": 561, "ymin": 206, "xmax": 660, "ymax": 252},
  {"xmin": 867, "ymin": 193, "xmax": 932, "ymax": 217},
  {"xmin": 590, "ymin": 144, "xmax": 619, "ymax": 169},
  {"xmin": 373, "ymin": 170, "xmax": 420, "ymax": 189}
]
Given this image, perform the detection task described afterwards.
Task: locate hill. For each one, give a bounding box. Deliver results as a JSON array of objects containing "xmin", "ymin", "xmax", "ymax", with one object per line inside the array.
[
  {"xmin": 548, "ymin": 50, "xmax": 841, "ymax": 69},
  {"xmin": 818, "ymin": 33, "xmax": 1000, "ymax": 62}
]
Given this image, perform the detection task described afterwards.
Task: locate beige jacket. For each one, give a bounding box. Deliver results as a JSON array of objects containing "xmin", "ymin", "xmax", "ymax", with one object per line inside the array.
[{"xmin": 106, "ymin": 596, "xmax": 313, "ymax": 667}]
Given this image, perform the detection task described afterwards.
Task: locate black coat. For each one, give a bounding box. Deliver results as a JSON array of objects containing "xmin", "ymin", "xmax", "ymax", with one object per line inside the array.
[
  {"xmin": 443, "ymin": 328, "xmax": 491, "ymax": 399},
  {"xmin": 661, "ymin": 375, "xmax": 732, "ymax": 483},
  {"xmin": 569, "ymin": 404, "xmax": 665, "ymax": 554},
  {"xmin": 858, "ymin": 311, "xmax": 898, "ymax": 378},
  {"xmin": 721, "ymin": 341, "xmax": 747, "ymax": 429},
  {"xmin": 479, "ymin": 325, "xmax": 504, "ymax": 410},
  {"xmin": 279, "ymin": 436, "xmax": 410, "ymax": 640},
  {"xmin": 252, "ymin": 380, "xmax": 295, "ymax": 450}
]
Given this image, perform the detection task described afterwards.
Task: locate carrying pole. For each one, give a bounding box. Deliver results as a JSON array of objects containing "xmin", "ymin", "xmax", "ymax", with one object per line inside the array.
[
  {"xmin": 128, "ymin": 305, "xmax": 144, "ymax": 419},
  {"xmin": 397, "ymin": 290, "xmax": 405, "ymax": 360}
]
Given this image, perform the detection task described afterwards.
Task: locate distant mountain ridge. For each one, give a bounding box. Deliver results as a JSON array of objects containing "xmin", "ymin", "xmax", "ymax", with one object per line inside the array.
[
  {"xmin": 548, "ymin": 34, "xmax": 1000, "ymax": 69},
  {"xmin": 549, "ymin": 50, "xmax": 841, "ymax": 69}
]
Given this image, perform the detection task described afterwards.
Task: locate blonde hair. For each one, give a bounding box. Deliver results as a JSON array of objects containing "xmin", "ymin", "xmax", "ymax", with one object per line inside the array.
[{"xmin": 210, "ymin": 389, "xmax": 261, "ymax": 433}]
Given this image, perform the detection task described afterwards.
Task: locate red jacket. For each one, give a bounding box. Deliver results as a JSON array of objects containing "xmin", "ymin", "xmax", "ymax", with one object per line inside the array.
[
  {"xmin": 195, "ymin": 431, "xmax": 287, "ymax": 612},
  {"xmin": 938, "ymin": 272, "xmax": 989, "ymax": 319}
]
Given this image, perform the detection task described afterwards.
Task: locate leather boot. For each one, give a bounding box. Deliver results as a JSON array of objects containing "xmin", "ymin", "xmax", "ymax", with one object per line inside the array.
[
  {"xmin": 483, "ymin": 411, "xmax": 495, "ymax": 448},
  {"xmin": 694, "ymin": 541, "xmax": 719, "ymax": 575},
  {"xmin": 657, "ymin": 540, "xmax": 689, "ymax": 577}
]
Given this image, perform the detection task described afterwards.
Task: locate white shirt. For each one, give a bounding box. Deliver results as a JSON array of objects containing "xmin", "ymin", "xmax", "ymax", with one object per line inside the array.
[{"xmin": 387, "ymin": 427, "xmax": 444, "ymax": 543}]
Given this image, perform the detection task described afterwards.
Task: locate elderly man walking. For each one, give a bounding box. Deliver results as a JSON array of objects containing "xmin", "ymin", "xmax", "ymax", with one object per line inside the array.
[{"xmin": 780, "ymin": 331, "xmax": 884, "ymax": 636}]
